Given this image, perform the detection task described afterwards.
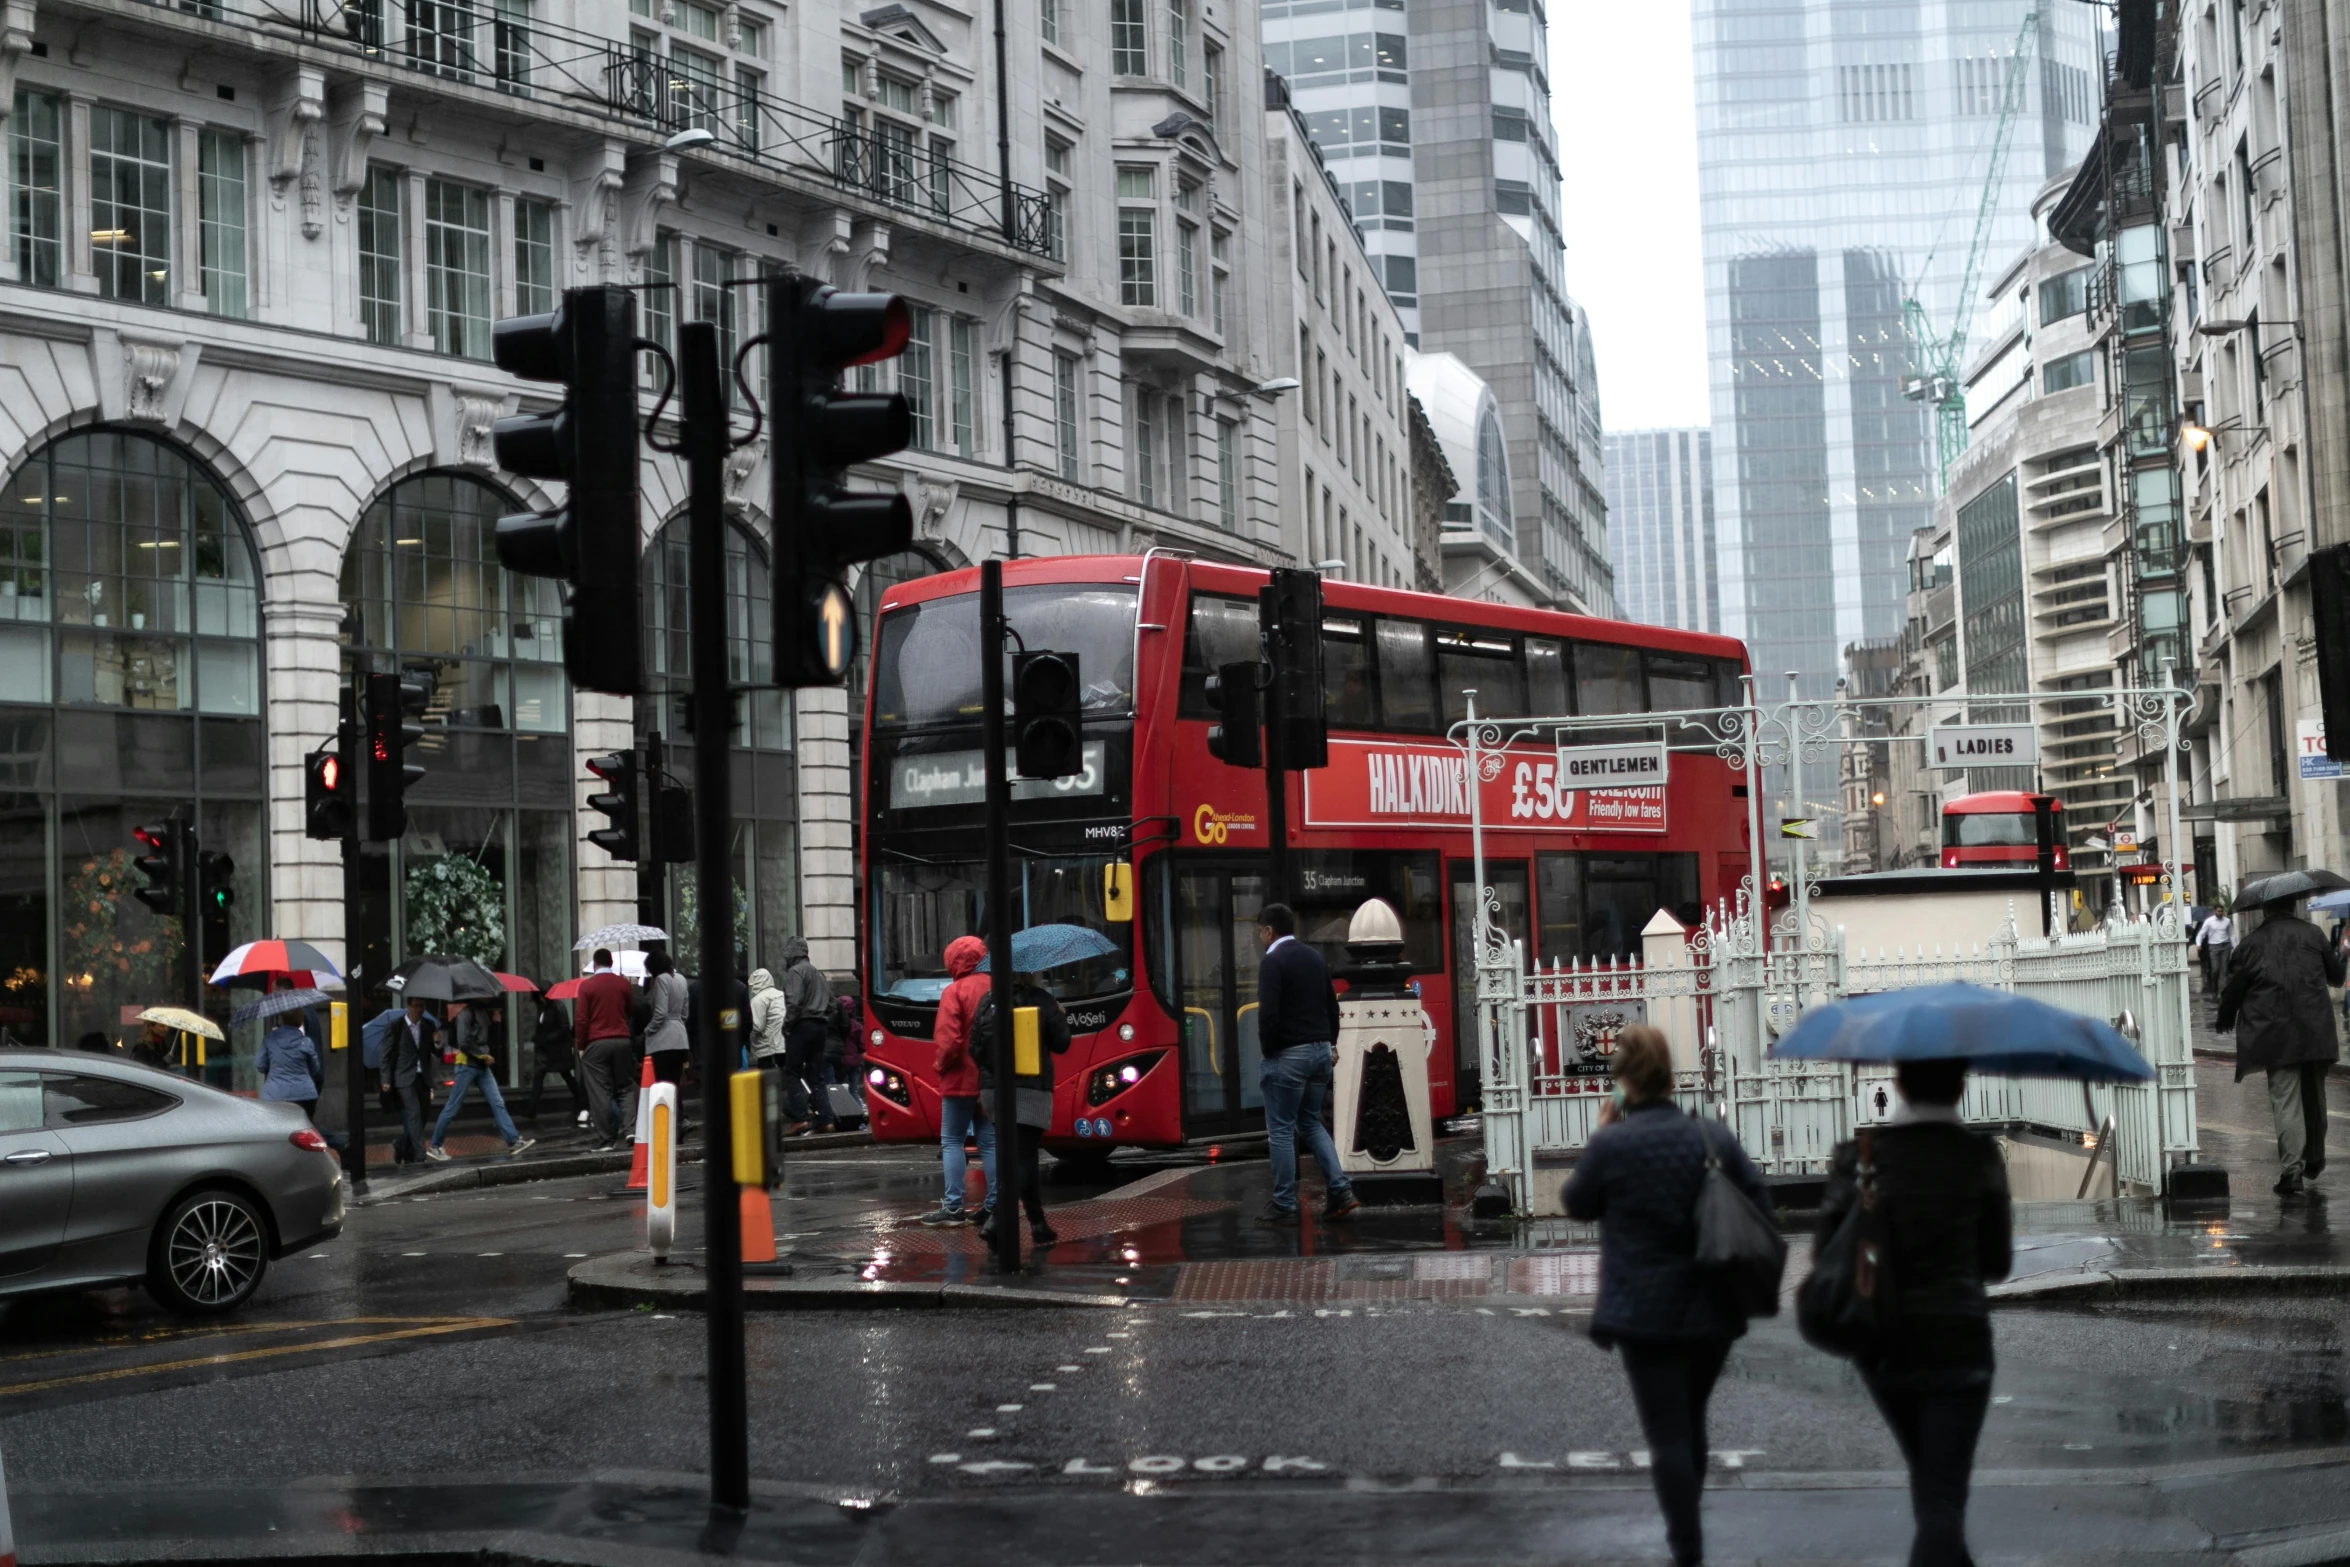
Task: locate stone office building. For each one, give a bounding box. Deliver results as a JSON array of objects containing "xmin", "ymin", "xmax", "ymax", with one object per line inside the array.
[{"xmin": 0, "ymin": 0, "xmax": 1305, "ymax": 1075}]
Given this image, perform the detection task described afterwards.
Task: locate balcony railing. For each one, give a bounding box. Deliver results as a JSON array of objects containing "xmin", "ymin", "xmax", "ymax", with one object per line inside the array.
[{"xmin": 127, "ymin": 0, "xmax": 1057, "ymax": 258}]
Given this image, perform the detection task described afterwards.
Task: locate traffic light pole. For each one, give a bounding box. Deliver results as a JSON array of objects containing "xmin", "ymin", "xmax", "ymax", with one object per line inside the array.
[
  {"xmin": 1259, "ymin": 592, "xmax": 1290, "ymax": 908},
  {"xmin": 979, "ymin": 560, "xmax": 1023, "ymax": 1274},
  {"xmin": 339, "ymin": 682, "xmax": 368, "ymax": 1196},
  {"xmin": 681, "ymin": 320, "xmax": 750, "ymax": 1512}
]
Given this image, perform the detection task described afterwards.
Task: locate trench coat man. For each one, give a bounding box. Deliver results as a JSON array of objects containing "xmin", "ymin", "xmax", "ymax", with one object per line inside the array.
[{"xmin": 2218, "ymin": 900, "xmax": 2345, "ymax": 1196}]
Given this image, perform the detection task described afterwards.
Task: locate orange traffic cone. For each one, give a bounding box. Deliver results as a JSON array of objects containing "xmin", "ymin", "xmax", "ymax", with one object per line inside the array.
[
  {"xmin": 740, "ymin": 1186, "xmax": 777, "ymax": 1264},
  {"xmin": 624, "ymin": 1054, "xmax": 655, "ymax": 1192}
]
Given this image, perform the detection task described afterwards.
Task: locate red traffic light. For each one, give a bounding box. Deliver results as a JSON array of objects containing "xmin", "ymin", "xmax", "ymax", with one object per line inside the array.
[
  {"xmin": 319, "ymin": 756, "xmax": 340, "ymax": 792},
  {"xmin": 815, "ymin": 291, "xmax": 912, "ymax": 367},
  {"xmin": 133, "ymin": 824, "xmax": 166, "ymax": 852}
]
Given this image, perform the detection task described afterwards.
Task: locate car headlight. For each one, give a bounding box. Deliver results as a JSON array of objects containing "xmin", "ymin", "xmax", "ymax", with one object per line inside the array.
[{"xmin": 1086, "ymin": 1050, "xmax": 1167, "ymax": 1107}]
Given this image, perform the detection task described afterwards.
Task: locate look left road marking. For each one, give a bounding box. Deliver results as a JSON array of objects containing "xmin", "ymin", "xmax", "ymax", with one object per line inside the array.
[{"xmin": 0, "ymin": 1317, "xmax": 513, "ymax": 1398}]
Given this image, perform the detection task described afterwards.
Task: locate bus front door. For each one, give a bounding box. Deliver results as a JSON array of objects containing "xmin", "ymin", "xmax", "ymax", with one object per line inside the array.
[{"xmin": 1173, "ymin": 867, "xmax": 1268, "ymax": 1137}]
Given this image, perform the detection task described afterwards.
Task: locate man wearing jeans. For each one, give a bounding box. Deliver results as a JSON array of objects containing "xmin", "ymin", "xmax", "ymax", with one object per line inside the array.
[
  {"xmin": 1252, "ymin": 903, "xmax": 1359, "ymax": 1224},
  {"xmin": 425, "ymin": 1000, "xmax": 536, "ymax": 1162}
]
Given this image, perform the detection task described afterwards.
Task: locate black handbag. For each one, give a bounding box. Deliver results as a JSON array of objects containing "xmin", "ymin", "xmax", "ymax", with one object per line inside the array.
[
  {"xmin": 1692, "ymin": 1118, "xmax": 1788, "ymax": 1316},
  {"xmin": 1796, "ymin": 1128, "xmax": 1900, "ymax": 1359}
]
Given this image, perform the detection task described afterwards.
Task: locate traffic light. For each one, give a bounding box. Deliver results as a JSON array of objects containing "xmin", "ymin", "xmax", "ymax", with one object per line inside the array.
[
  {"xmin": 364, "ymin": 671, "xmax": 428, "ymax": 842},
  {"xmin": 586, "ymin": 750, "xmax": 640, "ymax": 861},
  {"xmin": 491, "ymin": 286, "xmax": 643, "ymax": 696},
  {"xmin": 304, "ymin": 746, "xmax": 351, "ymax": 840},
  {"xmin": 1262, "ymin": 568, "xmax": 1328, "ymax": 769},
  {"xmin": 1012, "ymin": 650, "xmax": 1084, "ymax": 779},
  {"xmin": 1204, "ymin": 661, "xmax": 1263, "ymax": 768},
  {"xmin": 198, "ymin": 849, "xmax": 234, "ymax": 960},
  {"xmin": 765, "ymin": 273, "xmax": 915, "ymax": 687},
  {"xmin": 652, "ymin": 783, "xmax": 694, "ymax": 865},
  {"xmin": 132, "ymin": 816, "xmax": 183, "ymax": 915}
]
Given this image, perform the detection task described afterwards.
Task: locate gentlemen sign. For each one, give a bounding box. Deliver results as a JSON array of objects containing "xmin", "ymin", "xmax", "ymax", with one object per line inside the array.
[
  {"xmin": 1928, "ymin": 723, "xmax": 2039, "ymax": 769},
  {"xmin": 1554, "ymin": 740, "xmax": 1669, "ymax": 788}
]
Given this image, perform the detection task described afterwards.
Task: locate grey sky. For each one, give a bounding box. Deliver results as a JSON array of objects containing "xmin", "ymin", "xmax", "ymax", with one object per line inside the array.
[{"xmin": 1551, "ymin": 1, "xmax": 1711, "ymax": 431}]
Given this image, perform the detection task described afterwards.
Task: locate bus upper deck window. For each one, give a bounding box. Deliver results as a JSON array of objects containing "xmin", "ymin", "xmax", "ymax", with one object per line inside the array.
[
  {"xmin": 1375, "ymin": 617, "xmax": 1436, "ymax": 730},
  {"xmin": 1322, "ymin": 616, "xmax": 1375, "ymax": 728},
  {"xmin": 1526, "ymin": 637, "xmax": 1567, "ymax": 715},
  {"xmin": 1575, "ymin": 642, "xmax": 1642, "ymax": 715}
]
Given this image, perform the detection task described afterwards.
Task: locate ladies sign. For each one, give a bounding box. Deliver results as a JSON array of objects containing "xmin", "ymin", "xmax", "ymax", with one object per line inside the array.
[{"xmin": 1301, "ymin": 738, "xmax": 1666, "ymax": 833}]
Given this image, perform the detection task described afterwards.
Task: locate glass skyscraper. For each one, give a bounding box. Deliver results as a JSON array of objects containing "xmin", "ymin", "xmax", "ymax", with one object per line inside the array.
[
  {"xmin": 1604, "ymin": 428, "xmax": 1719, "ymax": 633},
  {"xmin": 1694, "ymin": 0, "xmax": 2101, "ymax": 693},
  {"xmin": 1265, "ymin": 0, "xmax": 1612, "ymax": 612}
]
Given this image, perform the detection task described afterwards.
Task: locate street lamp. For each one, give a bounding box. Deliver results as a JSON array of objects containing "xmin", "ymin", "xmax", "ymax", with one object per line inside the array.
[
  {"xmin": 664, "ymin": 127, "xmax": 717, "ymax": 153},
  {"xmin": 1252, "ymin": 376, "xmax": 1301, "ymax": 398}
]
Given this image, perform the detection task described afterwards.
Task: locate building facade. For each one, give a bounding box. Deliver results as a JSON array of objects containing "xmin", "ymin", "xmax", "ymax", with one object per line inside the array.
[
  {"xmin": 0, "ymin": 0, "xmax": 1313, "ymax": 1076},
  {"xmin": 1693, "ymin": 0, "xmax": 2103, "ymax": 704},
  {"xmin": 1407, "ymin": 348, "xmax": 1548, "ymax": 606},
  {"xmin": 1603, "ymin": 428, "xmax": 1718, "ymax": 634},
  {"xmin": 1261, "ymin": 0, "xmax": 1610, "ymax": 612},
  {"xmin": 1264, "ymin": 90, "xmax": 1416, "ymax": 590}
]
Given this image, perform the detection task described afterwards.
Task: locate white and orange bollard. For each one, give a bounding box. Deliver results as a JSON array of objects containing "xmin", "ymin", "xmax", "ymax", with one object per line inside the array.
[
  {"xmin": 645, "ymin": 1080, "xmax": 678, "ymax": 1262},
  {"xmin": 624, "ymin": 1053, "xmax": 656, "ymax": 1192}
]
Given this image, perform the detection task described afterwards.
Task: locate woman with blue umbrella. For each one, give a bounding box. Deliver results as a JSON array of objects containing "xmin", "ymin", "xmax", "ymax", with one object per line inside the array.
[{"xmin": 1773, "ymin": 984, "xmax": 2151, "ymax": 1567}]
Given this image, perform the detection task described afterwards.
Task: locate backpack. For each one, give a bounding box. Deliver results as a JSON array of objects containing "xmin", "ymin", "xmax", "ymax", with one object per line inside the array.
[{"xmin": 973, "ymin": 986, "xmax": 1071, "ymax": 1083}]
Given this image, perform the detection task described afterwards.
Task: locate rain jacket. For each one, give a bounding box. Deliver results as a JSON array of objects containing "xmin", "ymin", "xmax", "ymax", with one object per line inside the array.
[
  {"xmin": 931, "ymin": 935, "xmax": 991, "ymax": 1098},
  {"xmin": 256, "ymin": 1023, "xmax": 323, "ymax": 1102},
  {"xmin": 747, "ymin": 968, "xmax": 789, "ymax": 1061},
  {"xmin": 779, "ymin": 936, "xmax": 833, "ymax": 1027},
  {"xmin": 644, "ymin": 970, "xmax": 691, "ymax": 1056},
  {"xmin": 2219, "ymin": 912, "xmax": 2347, "ymax": 1078}
]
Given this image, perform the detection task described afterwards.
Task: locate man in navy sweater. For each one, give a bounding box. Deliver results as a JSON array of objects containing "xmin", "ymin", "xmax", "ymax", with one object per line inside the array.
[{"xmin": 1253, "ymin": 903, "xmax": 1359, "ymax": 1224}]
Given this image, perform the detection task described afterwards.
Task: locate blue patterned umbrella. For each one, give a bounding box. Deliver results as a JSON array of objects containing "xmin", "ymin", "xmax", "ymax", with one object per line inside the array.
[
  {"xmin": 230, "ymin": 988, "xmax": 330, "ymax": 1030},
  {"xmin": 976, "ymin": 923, "xmax": 1120, "ymax": 974}
]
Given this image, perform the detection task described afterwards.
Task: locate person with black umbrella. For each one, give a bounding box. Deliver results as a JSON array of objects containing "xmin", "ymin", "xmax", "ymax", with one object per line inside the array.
[{"xmin": 2219, "ymin": 875, "xmax": 2348, "ymax": 1196}]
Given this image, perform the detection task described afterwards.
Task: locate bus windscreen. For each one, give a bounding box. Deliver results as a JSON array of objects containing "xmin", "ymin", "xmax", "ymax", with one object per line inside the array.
[
  {"xmin": 872, "ymin": 585, "xmax": 1139, "ymax": 729},
  {"xmin": 872, "ymin": 853, "xmax": 1135, "ymax": 1004}
]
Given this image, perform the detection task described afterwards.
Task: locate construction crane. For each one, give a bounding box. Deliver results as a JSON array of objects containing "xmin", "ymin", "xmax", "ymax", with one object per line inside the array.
[{"xmin": 1903, "ymin": 9, "xmax": 2039, "ymax": 488}]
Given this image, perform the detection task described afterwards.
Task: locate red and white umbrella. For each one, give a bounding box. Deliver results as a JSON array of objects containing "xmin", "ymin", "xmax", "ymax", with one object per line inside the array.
[{"xmin": 210, "ymin": 939, "xmax": 344, "ymax": 990}]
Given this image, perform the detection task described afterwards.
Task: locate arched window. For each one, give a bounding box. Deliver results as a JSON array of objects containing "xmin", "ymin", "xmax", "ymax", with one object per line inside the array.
[
  {"xmin": 637, "ymin": 512, "xmax": 797, "ymax": 967},
  {"xmin": 340, "ymin": 472, "xmax": 575, "ymax": 1068},
  {"xmin": 0, "ymin": 430, "xmax": 266, "ymax": 1062},
  {"xmin": 1475, "ymin": 409, "xmax": 1513, "ymax": 547}
]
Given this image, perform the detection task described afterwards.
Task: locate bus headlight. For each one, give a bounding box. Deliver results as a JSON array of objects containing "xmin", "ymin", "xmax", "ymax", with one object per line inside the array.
[
  {"xmin": 1087, "ymin": 1050, "xmax": 1166, "ymax": 1106},
  {"xmin": 1117, "ymin": 1022, "xmax": 1136, "ymax": 1041},
  {"xmin": 867, "ymin": 1067, "xmax": 912, "ymax": 1108}
]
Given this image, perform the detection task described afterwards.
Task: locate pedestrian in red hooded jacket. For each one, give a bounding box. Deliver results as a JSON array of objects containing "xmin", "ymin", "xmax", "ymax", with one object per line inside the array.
[{"xmin": 919, "ymin": 935, "xmax": 998, "ymax": 1225}]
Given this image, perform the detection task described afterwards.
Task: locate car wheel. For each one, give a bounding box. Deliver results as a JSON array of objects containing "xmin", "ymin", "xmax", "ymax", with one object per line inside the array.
[{"xmin": 147, "ymin": 1188, "xmax": 269, "ymax": 1315}]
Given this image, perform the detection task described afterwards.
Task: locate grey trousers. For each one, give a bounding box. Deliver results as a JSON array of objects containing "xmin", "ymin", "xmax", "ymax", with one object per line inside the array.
[
  {"xmin": 2268, "ymin": 1062, "xmax": 2331, "ymax": 1178},
  {"xmin": 582, "ymin": 1036, "xmax": 638, "ymax": 1141}
]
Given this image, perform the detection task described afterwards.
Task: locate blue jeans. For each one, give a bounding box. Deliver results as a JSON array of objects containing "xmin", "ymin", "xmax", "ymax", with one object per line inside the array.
[
  {"xmin": 431, "ymin": 1063, "xmax": 521, "ymax": 1148},
  {"xmin": 939, "ymin": 1095, "xmax": 997, "ymax": 1213},
  {"xmin": 1260, "ymin": 1040, "xmax": 1351, "ymax": 1212}
]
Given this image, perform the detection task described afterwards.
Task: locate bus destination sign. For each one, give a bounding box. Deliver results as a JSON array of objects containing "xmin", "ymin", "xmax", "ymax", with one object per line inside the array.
[
  {"xmin": 889, "ymin": 742, "xmax": 1107, "ymax": 809},
  {"xmin": 1554, "ymin": 739, "xmax": 1668, "ymax": 788},
  {"xmin": 1927, "ymin": 723, "xmax": 2039, "ymax": 770},
  {"xmin": 1302, "ymin": 737, "xmax": 1666, "ymax": 833}
]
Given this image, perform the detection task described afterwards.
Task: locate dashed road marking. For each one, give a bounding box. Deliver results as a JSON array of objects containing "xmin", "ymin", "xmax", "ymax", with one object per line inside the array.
[
  {"xmin": 1029, "ymin": 1382, "xmax": 1057, "ymax": 1391},
  {"xmin": 996, "ymin": 1403, "xmax": 1023, "ymax": 1412},
  {"xmin": 1083, "ymin": 1346, "xmax": 1111, "ymax": 1354},
  {"xmin": 967, "ymin": 1427, "xmax": 997, "ymax": 1438}
]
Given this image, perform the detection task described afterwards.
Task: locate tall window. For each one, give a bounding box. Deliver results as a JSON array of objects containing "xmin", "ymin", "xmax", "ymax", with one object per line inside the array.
[
  {"xmin": 1044, "ymin": 139, "xmax": 1071, "ymax": 260},
  {"xmin": 1111, "ymin": 0, "xmax": 1147, "ymax": 75},
  {"xmin": 1117, "ymin": 167, "xmax": 1156, "ymax": 307},
  {"xmin": 1202, "ymin": 41, "xmax": 1222, "ymax": 120},
  {"xmin": 90, "ymin": 108, "xmax": 172, "ymax": 304},
  {"xmin": 425, "ymin": 179, "xmax": 493, "ymax": 359},
  {"xmin": 1055, "ymin": 352, "xmax": 1082, "ymax": 480},
  {"xmin": 1040, "ymin": 0, "xmax": 1059, "ymax": 47},
  {"xmin": 1216, "ymin": 420, "xmax": 1237, "ymax": 530},
  {"xmin": 0, "ymin": 430, "xmax": 268, "ymax": 1057},
  {"xmin": 1177, "ymin": 219, "xmax": 1198, "ymax": 316},
  {"xmin": 514, "ymin": 197, "xmax": 555, "ymax": 315},
  {"xmin": 641, "ymin": 231, "xmax": 675, "ymax": 387},
  {"xmin": 1133, "ymin": 391, "xmax": 1158, "ymax": 508},
  {"xmin": 692, "ymin": 241, "xmax": 737, "ymax": 402},
  {"xmin": 903, "ymin": 304, "xmax": 937, "ymax": 450},
  {"xmin": 1167, "ymin": 0, "xmax": 1187, "ymax": 89},
  {"xmin": 493, "ymin": 0, "xmax": 533, "ymax": 90},
  {"xmin": 948, "ymin": 316, "xmax": 976, "ymax": 456},
  {"xmin": 197, "ymin": 130, "xmax": 247, "ymax": 320},
  {"xmin": 11, "ymin": 90, "xmax": 61, "ymax": 288},
  {"xmin": 357, "ymin": 165, "xmax": 404, "ymax": 346},
  {"xmin": 1210, "ymin": 230, "xmax": 1229, "ymax": 332}
]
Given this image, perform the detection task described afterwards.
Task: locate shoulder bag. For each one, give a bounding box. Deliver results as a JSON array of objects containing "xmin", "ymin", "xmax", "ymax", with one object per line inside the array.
[
  {"xmin": 1692, "ymin": 1117, "xmax": 1789, "ymax": 1317},
  {"xmin": 1796, "ymin": 1128, "xmax": 1900, "ymax": 1358}
]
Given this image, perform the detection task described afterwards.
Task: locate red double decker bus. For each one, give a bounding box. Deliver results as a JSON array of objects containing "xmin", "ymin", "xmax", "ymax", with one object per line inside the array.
[{"xmin": 857, "ymin": 554, "xmax": 1752, "ymax": 1158}]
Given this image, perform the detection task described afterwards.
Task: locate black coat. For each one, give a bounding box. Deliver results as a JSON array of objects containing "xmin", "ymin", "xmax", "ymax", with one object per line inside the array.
[
  {"xmin": 2218, "ymin": 913, "xmax": 2346, "ymax": 1078},
  {"xmin": 1818, "ymin": 1120, "xmax": 2011, "ymax": 1384},
  {"xmin": 1255, "ymin": 936, "xmax": 1342, "ymax": 1055},
  {"xmin": 1562, "ymin": 1103, "xmax": 1772, "ymax": 1346},
  {"xmin": 379, "ymin": 1013, "xmax": 439, "ymax": 1090}
]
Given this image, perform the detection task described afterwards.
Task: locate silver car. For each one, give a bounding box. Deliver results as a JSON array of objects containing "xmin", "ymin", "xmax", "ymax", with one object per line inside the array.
[{"xmin": 0, "ymin": 1047, "xmax": 345, "ymax": 1314}]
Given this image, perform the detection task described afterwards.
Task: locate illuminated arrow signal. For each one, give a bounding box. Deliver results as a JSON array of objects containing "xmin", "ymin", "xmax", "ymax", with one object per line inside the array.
[
  {"xmin": 1779, "ymin": 818, "xmax": 1818, "ymax": 840},
  {"xmin": 815, "ymin": 582, "xmax": 855, "ymax": 680}
]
